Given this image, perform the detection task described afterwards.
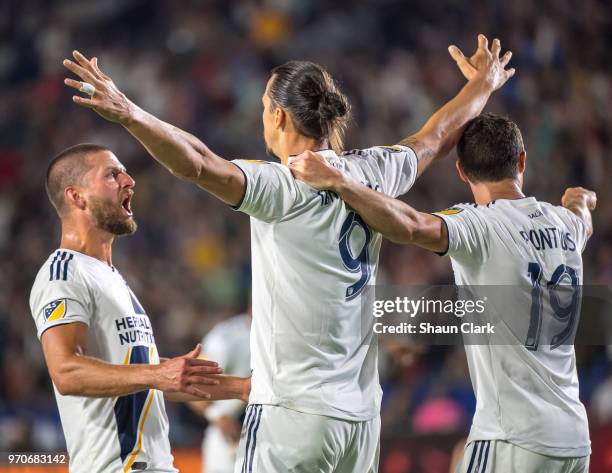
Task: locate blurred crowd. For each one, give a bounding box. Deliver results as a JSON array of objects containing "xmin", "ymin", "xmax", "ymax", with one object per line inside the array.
[{"xmin": 1, "ymin": 0, "xmax": 611, "ymax": 455}]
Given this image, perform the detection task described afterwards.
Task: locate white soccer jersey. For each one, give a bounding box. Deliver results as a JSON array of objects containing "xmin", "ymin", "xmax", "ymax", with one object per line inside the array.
[
  {"xmin": 232, "ymin": 146, "xmax": 418, "ymax": 421},
  {"xmin": 201, "ymin": 314, "xmax": 251, "ymax": 473},
  {"xmin": 435, "ymin": 197, "xmax": 591, "ymax": 457},
  {"xmin": 202, "ymin": 314, "xmax": 251, "ymax": 420},
  {"xmin": 29, "ymin": 250, "xmax": 176, "ymax": 473}
]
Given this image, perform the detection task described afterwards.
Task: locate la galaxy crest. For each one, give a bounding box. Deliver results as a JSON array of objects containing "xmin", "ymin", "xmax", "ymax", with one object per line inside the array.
[{"xmin": 43, "ymin": 299, "xmax": 67, "ymax": 322}]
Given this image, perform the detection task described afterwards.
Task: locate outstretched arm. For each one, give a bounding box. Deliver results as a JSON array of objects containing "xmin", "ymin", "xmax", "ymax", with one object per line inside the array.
[
  {"xmin": 401, "ymin": 35, "xmax": 514, "ymax": 177},
  {"xmin": 63, "ymin": 51, "xmax": 245, "ymax": 206},
  {"xmin": 561, "ymin": 187, "xmax": 597, "ymax": 237},
  {"xmin": 289, "ymin": 151, "xmax": 448, "ymax": 252},
  {"xmin": 42, "ymin": 323, "xmax": 223, "ymax": 399}
]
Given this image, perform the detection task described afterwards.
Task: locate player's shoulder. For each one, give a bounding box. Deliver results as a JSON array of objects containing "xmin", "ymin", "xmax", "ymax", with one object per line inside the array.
[
  {"xmin": 29, "ymin": 250, "xmax": 94, "ymax": 310},
  {"xmin": 33, "ymin": 249, "xmax": 83, "ymax": 283},
  {"xmin": 433, "ymin": 202, "xmax": 480, "ymax": 216}
]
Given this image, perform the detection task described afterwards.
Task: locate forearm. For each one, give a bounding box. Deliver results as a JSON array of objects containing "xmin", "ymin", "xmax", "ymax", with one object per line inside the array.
[
  {"xmin": 400, "ymin": 75, "xmax": 494, "ymax": 172},
  {"xmin": 123, "ymin": 104, "xmax": 210, "ymax": 182},
  {"xmin": 564, "ymin": 202, "xmax": 593, "ymax": 237},
  {"xmin": 52, "ymin": 354, "xmax": 159, "ymax": 397},
  {"xmin": 165, "ymin": 375, "xmax": 249, "ymax": 402},
  {"xmin": 334, "ymin": 177, "xmax": 447, "ymax": 252}
]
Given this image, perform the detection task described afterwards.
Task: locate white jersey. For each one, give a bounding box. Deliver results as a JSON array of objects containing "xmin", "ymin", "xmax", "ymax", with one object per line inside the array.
[
  {"xmin": 29, "ymin": 250, "xmax": 176, "ymax": 473},
  {"xmin": 232, "ymin": 146, "xmax": 418, "ymax": 421},
  {"xmin": 201, "ymin": 313, "xmax": 251, "ymax": 422},
  {"xmin": 201, "ymin": 314, "xmax": 251, "ymax": 473},
  {"xmin": 435, "ymin": 197, "xmax": 591, "ymax": 457}
]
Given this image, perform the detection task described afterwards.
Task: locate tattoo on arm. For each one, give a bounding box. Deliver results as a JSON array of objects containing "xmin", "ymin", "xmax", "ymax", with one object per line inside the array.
[{"xmin": 398, "ymin": 136, "xmax": 436, "ymax": 176}]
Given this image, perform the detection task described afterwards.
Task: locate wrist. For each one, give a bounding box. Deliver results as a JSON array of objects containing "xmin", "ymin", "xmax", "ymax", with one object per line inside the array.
[
  {"xmin": 469, "ymin": 71, "xmax": 496, "ymax": 94},
  {"xmin": 329, "ymin": 170, "xmax": 349, "ymax": 194},
  {"xmin": 119, "ymin": 99, "xmax": 138, "ymax": 128}
]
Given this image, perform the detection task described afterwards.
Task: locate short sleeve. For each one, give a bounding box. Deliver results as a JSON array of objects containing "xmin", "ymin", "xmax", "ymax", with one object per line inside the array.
[
  {"xmin": 560, "ymin": 207, "xmax": 590, "ymax": 253},
  {"xmin": 30, "ymin": 279, "xmax": 93, "ymax": 339},
  {"xmin": 432, "ymin": 205, "xmax": 489, "ymax": 264},
  {"xmin": 362, "ymin": 145, "xmax": 418, "ymax": 198},
  {"xmin": 231, "ymin": 160, "xmax": 298, "ymax": 223}
]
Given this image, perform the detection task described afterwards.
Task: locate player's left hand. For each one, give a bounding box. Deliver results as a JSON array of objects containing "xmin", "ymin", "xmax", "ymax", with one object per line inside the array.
[
  {"xmin": 63, "ymin": 50, "xmax": 134, "ymax": 125},
  {"xmin": 289, "ymin": 150, "xmax": 344, "ymax": 190},
  {"xmin": 448, "ymin": 35, "xmax": 514, "ymax": 89}
]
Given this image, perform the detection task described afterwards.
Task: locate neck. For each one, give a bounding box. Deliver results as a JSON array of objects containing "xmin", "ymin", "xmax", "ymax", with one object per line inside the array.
[
  {"xmin": 470, "ymin": 178, "xmax": 525, "ymax": 205},
  {"xmin": 60, "ymin": 217, "xmax": 114, "ymax": 266},
  {"xmin": 277, "ymin": 134, "xmax": 328, "ymax": 165}
]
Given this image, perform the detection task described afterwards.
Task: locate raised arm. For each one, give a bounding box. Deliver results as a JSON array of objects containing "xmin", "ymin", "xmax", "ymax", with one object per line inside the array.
[
  {"xmin": 62, "ymin": 51, "xmax": 245, "ymax": 206},
  {"xmin": 289, "ymin": 151, "xmax": 448, "ymax": 252},
  {"xmin": 41, "ymin": 323, "xmax": 224, "ymax": 399},
  {"xmin": 561, "ymin": 187, "xmax": 597, "ymax": 237},
  {"xmin": 402, "ymin": 35, "xmax": 514, "ymax": 177}
]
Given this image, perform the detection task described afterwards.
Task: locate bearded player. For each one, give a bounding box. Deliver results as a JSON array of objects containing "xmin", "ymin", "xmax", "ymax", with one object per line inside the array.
[
  {"xmin": 30, "ymin": 144, "xmax": 249, "ymax": 473},
  {"xmin": 62, "ymin": 36, "xmax": 513, "ymax": 472}
]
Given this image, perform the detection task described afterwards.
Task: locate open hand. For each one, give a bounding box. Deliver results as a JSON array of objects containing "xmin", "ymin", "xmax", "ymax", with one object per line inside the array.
[
  {"xmin": 153, "ymin": 344, "xmax": 223, "ymax": 399},
  {"xmin": 448, "ymin": 34, "xmax": 514, "ymax": 90},
  {"xmin": 63, "ymin": 50, "xmax": 133, "ymax": 125}
]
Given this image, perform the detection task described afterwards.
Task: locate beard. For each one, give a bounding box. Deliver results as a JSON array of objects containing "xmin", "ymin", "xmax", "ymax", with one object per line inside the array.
[{"xmin": 88, "ymin": 196, "xmax": 137, "ymax": 236}]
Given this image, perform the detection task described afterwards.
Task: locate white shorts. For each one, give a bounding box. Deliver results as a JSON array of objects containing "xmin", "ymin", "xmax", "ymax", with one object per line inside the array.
[
  {"xmin": 234, "ymin": 404, "xmax": 380, "ymax": 473},
  {"xmin": 455, "ymin": 440, "xmax": 589, "ymax": 473}
]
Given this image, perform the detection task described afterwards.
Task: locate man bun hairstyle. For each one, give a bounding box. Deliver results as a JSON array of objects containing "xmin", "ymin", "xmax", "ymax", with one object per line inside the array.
[
  {"xmin": 269, "ymin": 61, "xmax": 350, "ymax": 153},
  {"xmin": 457, "ymin": 113, "xmax": 525, "ymax": 183},
  {"xmin": 46, "ymin": 143, "xmax": 110, "ymax": 217}
]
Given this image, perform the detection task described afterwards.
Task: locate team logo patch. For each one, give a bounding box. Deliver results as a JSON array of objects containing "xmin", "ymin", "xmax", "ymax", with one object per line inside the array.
[
  {"xmin": 435, "ymin": 207, "xmax": 464, "ymax": 215},
  {"xmin": 43, "ymin": 299, "xmax": 67, "ymax": 322}
]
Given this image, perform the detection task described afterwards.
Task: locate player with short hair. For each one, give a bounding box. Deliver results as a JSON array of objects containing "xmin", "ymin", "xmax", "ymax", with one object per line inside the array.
[
  {"xmin": 290, "ymin": 111, "xmax": 595, "ymax": 472},
  {"xmin": 62, "ymin": 35, "xmax": 514, "ymax": 472},
  {"xmin": 30, "ymin": 144, "xmax": 248, "ymax": 473}
]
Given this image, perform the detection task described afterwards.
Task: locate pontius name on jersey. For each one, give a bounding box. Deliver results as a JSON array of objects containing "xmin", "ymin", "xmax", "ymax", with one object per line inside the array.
[
  {"xmin": 29, "ymin": 250, "xmax": 176, "ymax": 473},
  {"xmin": 232, "ymin": 145, "xmax": 418, "ymax": 421},
  {"xmin": 434, "ymin": 198, "xmax": 591, "ymax": 458}
]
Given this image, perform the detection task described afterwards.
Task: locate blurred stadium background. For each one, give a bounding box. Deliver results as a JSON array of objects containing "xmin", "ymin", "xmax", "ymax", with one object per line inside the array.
[{"xmin": 1, "ymin": 0, "xmax": 611, "ymax": 472}]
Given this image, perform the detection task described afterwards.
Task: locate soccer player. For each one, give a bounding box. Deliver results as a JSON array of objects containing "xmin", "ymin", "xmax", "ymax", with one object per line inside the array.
[
  {"xmin": 190, "ymin": 312, "xmax": 251, "ymax": 473},
  {"xmin": 62, "ymin": 35, "xmax": 514, "ymax": 472},
  {"xmin": 289, "ymin": 112, "xmax": 595, "ymax": 472},
  {"xmin": 30, "ymin": 144, "xmax": 249, "ymax": 473}
]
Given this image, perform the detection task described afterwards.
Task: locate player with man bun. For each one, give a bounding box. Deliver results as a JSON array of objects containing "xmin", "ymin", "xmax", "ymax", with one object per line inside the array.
[{"xmin": 62, "ymin": 34, "xmax": 513, "ymax": 472}]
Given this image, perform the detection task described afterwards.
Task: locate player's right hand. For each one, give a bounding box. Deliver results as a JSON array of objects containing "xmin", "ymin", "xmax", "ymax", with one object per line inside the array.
[
  {"xmin": 448, "ymin": 34, "xmax": 515, "ymax": 91},
  {"xmin": 153, "ymin": 344, "xmax": 224, "ymax": 399},
  {"xmin": 63, "ymin": 50, "xmax": 134, "ymax": 126},
  {"xmin": 562, "ymin": 187, "xmax": 597, "ymax": 211}
]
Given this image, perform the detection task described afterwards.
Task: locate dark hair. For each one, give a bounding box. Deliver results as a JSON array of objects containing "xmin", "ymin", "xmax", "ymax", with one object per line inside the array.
[
  {"xmin": 269, "ymin": 61, "xmax": 351, "ymax": 153},
  {"xmin": 457, "ymin": 113, "xmax": 525, "ymax": 182},
  {"xmin": 46, "ymin": 143, "xmax": 110, "ymax": 216}
]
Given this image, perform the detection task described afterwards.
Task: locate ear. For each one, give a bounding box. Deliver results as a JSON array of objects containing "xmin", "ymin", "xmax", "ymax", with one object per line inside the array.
[
  {"xmin": 455, "ymin": 160, "xmax": 469, "ymax": 183},
  {"xmin": 517, "ymin": 151, "xmax": 526, "ymax": 173},
  {"xmin": 65, "ymin": 187, "xmax": 86, "ymax": 211},
  {"xmin": 274, "ymin": 107, "xmax": 286, "ymax": 130}
]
